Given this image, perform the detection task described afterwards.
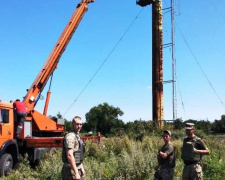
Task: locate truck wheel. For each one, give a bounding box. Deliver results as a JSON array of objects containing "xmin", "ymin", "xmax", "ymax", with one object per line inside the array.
[{"xmin": 0, "ymin": 153, "xmax": 13, "ymax": 177}]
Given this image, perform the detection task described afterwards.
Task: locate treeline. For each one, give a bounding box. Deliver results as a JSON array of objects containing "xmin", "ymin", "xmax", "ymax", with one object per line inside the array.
[{"xmin": 53, "ymin": 103, "xmax": 225, "ymax": 137}]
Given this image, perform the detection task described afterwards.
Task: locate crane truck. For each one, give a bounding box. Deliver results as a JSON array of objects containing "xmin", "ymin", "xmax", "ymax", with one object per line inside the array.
[{"xmin": 0, "ymin": 0, "xmax": 95, "ymax": 176}]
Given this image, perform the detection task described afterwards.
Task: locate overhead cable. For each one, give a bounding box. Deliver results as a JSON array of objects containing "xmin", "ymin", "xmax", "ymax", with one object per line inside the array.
[
  {"xmin": 208, "ymin": 0, "xmax": 225, "ymax": 21},
  {"xmin": 177, "ymin": 79, "xmax": 187, "ymax": 120},
  {"xmin": 63, "ymin": 8, "xmax": 145, "ymax": 117},
  {"xmin": 176, "ymin": 24, "xmax": 225, "ymax": 108}
]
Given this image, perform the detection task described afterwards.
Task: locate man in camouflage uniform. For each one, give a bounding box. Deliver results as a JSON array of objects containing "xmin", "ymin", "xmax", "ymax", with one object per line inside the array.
[
  {"xmin": 62, "ymin": 116, "xmax": 85, "ymax": 180},
  {"xmin": 181, "ymin": 123, "xmax": 210, "ymax": 180},
  {"xmin": 154, "ymin": 130, "xmax": 175, "ymax": 180}
]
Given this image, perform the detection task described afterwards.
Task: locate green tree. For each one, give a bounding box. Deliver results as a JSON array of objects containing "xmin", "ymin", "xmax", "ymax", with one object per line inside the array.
[
  {"xmin": 50, "ymin": 111, "xmax": 62, "ymax": 122},
  {"xmin": 85, "ymin": 102, "xmax": 124, "ymax": 135},
  {"xmin": 173, "ymin": 118, "xmax": 183, "ymax": 129},
  {"xmin": 64, "ymin": 119, "xmax": 72, "ymax": 132},
  {"xmin": 124, "ymin": 120, "xmax": 155, "ymax": 139},
  {"xmin": 211, "ymin": 115, "xmax": 225, "ymax": 134}
]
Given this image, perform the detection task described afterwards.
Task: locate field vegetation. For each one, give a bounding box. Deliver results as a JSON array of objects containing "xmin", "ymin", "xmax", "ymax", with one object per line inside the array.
[{"xmin": 2, "ymin": 129, "xmax": 225, "ymax": 180}]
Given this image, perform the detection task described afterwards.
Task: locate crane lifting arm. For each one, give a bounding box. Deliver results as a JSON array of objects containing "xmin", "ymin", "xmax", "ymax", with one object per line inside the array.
[{"xmin": 23, "ymin": 0, "xmax": 95, "ymax": 112}]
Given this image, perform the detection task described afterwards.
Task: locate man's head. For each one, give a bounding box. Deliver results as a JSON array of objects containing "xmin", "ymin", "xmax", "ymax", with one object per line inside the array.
[
  {"xmin": 162, "ymin": 130, "xmax": 171, "ymax": 144},
  {"xmin": 185, "ymin": 123, "xmax": 195, "ymax": 137},
  {"xmin": 72, "ymin": 116, "xmax": 82, "ymax": 133}
]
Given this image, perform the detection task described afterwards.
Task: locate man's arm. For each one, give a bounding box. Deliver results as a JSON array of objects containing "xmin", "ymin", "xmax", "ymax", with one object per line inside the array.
[
  {"xmin": 159, "ymin": 144, "xmax": 174, "ymax": 159},
  {"xmin": 66, "ymin": 148, "xmax": 81, "ymax": 180},
  {"xmin": 194, "ymin": 147, "xmax": 210, "ymax": 155},
  {"xmin": 159, "ymin": 151, "xmax": 168, "ymax": 159},
  {"xmin": 194, "ymin": 139, "xmax": 210, "ymax": 155}
]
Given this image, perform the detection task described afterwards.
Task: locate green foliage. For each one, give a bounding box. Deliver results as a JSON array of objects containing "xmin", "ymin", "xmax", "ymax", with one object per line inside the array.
[
  {"xmin": 1, "ymin": 150, "xmax": 62, "ymax": 180},
  {"xmin": 1, "ymin": 154, "xmax": 38, "ymax": 180},
  {"xmin": 3, "ymin": 132, "xmax": 225, "ymax": 180},
  {"xmin": 202, "ymin": 136, "xmax": 225, "ymax": 179},
  {"xmin": 64, "ymin": 119, "xmax": 72, "ymax": 132},
  {"xmin": 124, "ymin": 120, "xmax": 155, "ymax": 139},
  {"xmin": 85, "ymin": 102, "xmax": 124, "ymax": 135},
  {"xmin": 174, "ymin": 118, "xmax": 183, "ymax": 129},
  {"xmin": 50, "ymin": 112, "xmax": 63, "ymax": 121},
  {"xmin": 211, "ymin": 115, "xmax": 225, "ymax": 134},
  {"xmin": 35, "ymin": 149, "xmax": 62, "ymax": 179},
  {"xmin": 85, "ymin": 136, "xmax": 156, "ymax": 179},
  {"xmin": 84, "ymin": 134, "xmax": 225, "ymax": 180}
]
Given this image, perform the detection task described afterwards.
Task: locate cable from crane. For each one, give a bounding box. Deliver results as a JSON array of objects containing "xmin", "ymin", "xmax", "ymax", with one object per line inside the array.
[
  {"xmin": 63, "ymin": 8, "xmax": 145, "ymax": 117},
  {"xmin": 208, "ymin": 0, "xmax": 225, "ymax": 21},
  {"xmin": 176, "ymin": 79, "xmax": 186, "ymax": 120},
  {"xmin": 176, "ymin": 24, "xmax": 225, "ymax": 108}
]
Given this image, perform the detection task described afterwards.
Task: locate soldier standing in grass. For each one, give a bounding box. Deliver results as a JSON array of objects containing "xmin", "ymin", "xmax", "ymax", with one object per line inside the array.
[
  {"xmin": 62, "ymin": 116, "xmax": 85, "ymax": 180},
  {"xmin": 154, "ymin": 130, "xmax": 175, "ymax": 180},
  {"xmin": 181, "ymin": 123, "xmax": 210, "ymax": 180}
]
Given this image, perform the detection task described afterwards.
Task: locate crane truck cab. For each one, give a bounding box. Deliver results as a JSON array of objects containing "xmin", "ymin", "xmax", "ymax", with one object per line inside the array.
[
  {"xmin": 0, "ymin": 101, "xmax": 19, "ymax": 176},
  {"xmin": 0, "ymin": 100, "xmax": 64, "ymax": 176}
]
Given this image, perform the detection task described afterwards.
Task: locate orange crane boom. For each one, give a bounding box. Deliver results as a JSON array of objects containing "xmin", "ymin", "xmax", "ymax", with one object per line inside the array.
[
  {"xmin": 22, "ymin": 0, "xmax": 95, "ymax": 134},
  {"xmin": 24, "ymin": 0, "xmax": 95, "ymax": 112}
]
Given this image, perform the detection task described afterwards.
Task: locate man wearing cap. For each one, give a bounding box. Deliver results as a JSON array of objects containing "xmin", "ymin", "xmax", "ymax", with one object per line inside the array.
[
  {"xmin": 154, "ymin": 130, "xmax": 175, "ymax": 180},
  {"xmin": 181, "ymin": 123, "xmax": 210, "ymax": 180}
]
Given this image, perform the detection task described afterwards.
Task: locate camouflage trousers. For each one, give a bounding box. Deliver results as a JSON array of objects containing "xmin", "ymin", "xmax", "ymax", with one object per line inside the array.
[
  {"xmin": 62, "ymin": 163, "xmax": 83, "ymax": 180},
  {"xmin": 182, "ymin": 163, "xmax": 203, "ymax": 180}
]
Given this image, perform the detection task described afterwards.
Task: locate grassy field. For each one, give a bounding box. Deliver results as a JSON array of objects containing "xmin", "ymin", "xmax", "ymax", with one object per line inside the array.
[{"xmin": 2, "ymin": 130, "xmax": 225, "ymax": 180}]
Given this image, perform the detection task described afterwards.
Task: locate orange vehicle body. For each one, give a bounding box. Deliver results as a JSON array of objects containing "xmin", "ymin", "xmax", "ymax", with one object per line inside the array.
[{"xmin": 0, "ymin": 0, "xmax": 95, "ymax": 177}]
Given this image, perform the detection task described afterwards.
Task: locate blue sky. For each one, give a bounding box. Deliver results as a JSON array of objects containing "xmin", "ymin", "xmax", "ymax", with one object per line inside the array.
[{"xmin": 0, "ymin": 0, "xmax": 224, "ymax": 123}]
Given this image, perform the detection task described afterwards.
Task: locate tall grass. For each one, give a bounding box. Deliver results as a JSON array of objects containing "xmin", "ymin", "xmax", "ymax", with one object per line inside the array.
[{"xmin": 2, "ymin": 133, "xmax": 225, "ymax": 180}]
